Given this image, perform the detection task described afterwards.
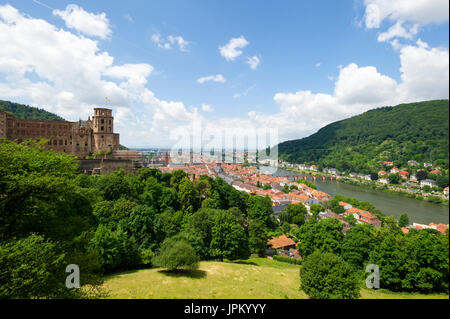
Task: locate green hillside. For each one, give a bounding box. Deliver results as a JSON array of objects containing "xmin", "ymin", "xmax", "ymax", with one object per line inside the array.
[
  {"xmin": 0, "ymin": 100, "xmax": 65, "ymax": 121},
  {"xmin": 278, "ymin": 100, "xmax": 449, "ymax": 173}
]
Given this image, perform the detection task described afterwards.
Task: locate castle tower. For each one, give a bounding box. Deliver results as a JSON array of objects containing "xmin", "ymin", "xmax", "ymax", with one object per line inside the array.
[{"xmin": 92, "ymin": 108, "xmax": 118, "ymax": 153}]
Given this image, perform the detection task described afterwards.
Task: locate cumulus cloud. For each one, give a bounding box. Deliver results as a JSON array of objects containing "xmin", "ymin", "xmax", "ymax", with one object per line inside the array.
[
  {"xmin": 377, "ymin": 21, "xmax": 419, "ymax": 42},
  {"xmin": 152, "ymin": 33, "xmax": 189, "ymax": 52},
  {"xmin": 53, "ymin": 4, "xmax": 112, "ymax": 39},
  {"xmin": 197, "ymin": 74, "xmax": 226, "ymax": 84},
  {"xmin": 246, "ymin": 56, "xmax": 260, "ymax": 70},
  {"xmin": 0, "ymin": 4, "xmax": 197, "ymax": 148},
  {"xmin": 397, "ymin": 40, "xmax": 449, "ymax": 102},
  {"xmin": 219, "ymin": 36, "xmax": 249, "ymax": 61},
  {"xmin": 364, "ymin": 0, "xmax": 449, "ymax": 29}
]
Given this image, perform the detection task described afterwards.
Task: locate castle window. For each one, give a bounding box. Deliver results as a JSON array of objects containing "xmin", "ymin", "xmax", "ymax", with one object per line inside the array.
[
  {"xmin": 109, "ymin": 120, "xmax": 111, "ymax": 125},
  {"xmin": 101, "ymin": 126, "xmax": 104, "ymax": 131},
  {"xmin": 101, "ymin": 136, "xmax": 104, "ymax": 139},
  {"xmin": 101, "ymin": 119, "xmax": 104, "ymax": 124}
]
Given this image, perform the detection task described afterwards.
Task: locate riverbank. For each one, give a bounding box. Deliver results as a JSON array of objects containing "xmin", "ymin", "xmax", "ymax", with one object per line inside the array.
[
  {"xmin": 280, "ymin": 167, "xmax": 448, "ymax": 206},
  {"xmin": 262, "ymin": 166, "xmax": 449, "ymax": 224}
]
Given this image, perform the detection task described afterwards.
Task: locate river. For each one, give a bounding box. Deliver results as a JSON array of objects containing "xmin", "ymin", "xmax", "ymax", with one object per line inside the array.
[{"xmin": 260, "ymin": 166, "xmax": 449, "ymax": 224}]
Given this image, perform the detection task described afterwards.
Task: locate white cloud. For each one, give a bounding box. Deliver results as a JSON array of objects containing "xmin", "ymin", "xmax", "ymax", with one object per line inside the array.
[
  {"xmin": 334, "ymin": 63, "xmax": 398, "ymax": 105},
  {"xmin": 197, "ymin": 74, "xmax": 226, "ymax": 84},
  {"xmin": 247, "ymin": 56, "xmax": 260, "ymax": 70},
  {"xmin": 219, "ymin": 36, "xmax": 249, "ymax": 61},
  {"xmin": 201, "ymin": 104, "xmax": 213, "ymax": 112},
  {"xmin": 53, "ymin": 4, "xmax": 112, "ymax": 39},
  {"xmin": 397, "ymin": 40, "xmax": 449, "ymax": 102},
  {"xmin": 152, "ymin": 33, "xmax": 189, "ymax": 52},
  {"xmin": 315, "ymin": 62, "xmax": 321, "ymax": 67},
  {"xmin": 364, "ymin": 0, "xmax": 449, "ymax": 29},
  {"xmin": 167, "ymin": 35, "xmax": 189, "ymax": 52},
  {"xmin": 377, "ymin": 21, "xmax": 419, "ymax": 42},
  {"xmin": 0, "ymin": 4, "xmax": 198, "ymax": 148}
]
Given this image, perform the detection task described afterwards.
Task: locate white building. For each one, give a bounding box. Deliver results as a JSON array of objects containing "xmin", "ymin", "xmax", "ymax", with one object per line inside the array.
[{"xmin": 420, "ymin": 179, "xmax": 437, "ymax": 188}]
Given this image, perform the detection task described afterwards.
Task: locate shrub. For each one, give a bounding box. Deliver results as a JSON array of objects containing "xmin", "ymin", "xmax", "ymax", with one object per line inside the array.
[
  {"xmin": 300, "ymin": 251, "xmax": 360, "ymax": 299},
  {"xmin": 152, "ymin": 237, "xmax": 199, "ymax": 271},
  {"xmin": 273, "ymin": 255, "xmax": 302, "ymax": 265}
]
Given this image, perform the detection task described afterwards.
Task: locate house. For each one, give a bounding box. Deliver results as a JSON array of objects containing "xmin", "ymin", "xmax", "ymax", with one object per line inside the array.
[
  {"xmin": 420, "ymin": 179, "xmax": 437, "ymax": 189},
  {"xmin": 412, "ymin": 223, "xmax": 449, "ymax": 235},
  {"xmin": 379, "ymin": 178, "xmax": 388, "ymax": 184},
  {"xmin": 268, "ymin": 235, "xmax": 296, "ymax": 250},
  {"xmin": 410, "ymin": 174, "xmax": 418, "ymax": 182},
  {"xmin": 424, "ymin": 163, "xmax": 433, "ymax": 168},
  {"xmin": 378, "ymin": 170, "xmax": 387, "ymax": 177},
  {"xmin": 444, "ymin": 186, "xmax": 449, "ymax": 196},
  {"xmin": 399, "ymin": 170, "xmax": 409, "ymax": 179},
  {"xmin": 430, "ymin": 169, "xmax": 440, "ymax": 175},
  {"xmin": 349, "ymin": 172, "xmax": 358, "ymax": 177},
  {"xmin": 328, "ymin": 168, "xmax": 340, "ymax": 175},
  {"xmin": 346, "ymin": 207, "xmax": 382, "ymax": 228},
  {"xmin": 310, "ymin": 165, "xmax": 319, "ymax": 172},
  {"xmin": 390, "ymin": 167, "xmax": 400, "ymax": 174},
  {"xmin": 338, "ymin": 201, "xmax": 353, "ymax": 210},
  {"xmin": 408, "ymin": 160, "xmax": 419, "ymax": 166},
  {"xmin": 382, "ymin": 161, "xmax": 394, "ymax": 167}
]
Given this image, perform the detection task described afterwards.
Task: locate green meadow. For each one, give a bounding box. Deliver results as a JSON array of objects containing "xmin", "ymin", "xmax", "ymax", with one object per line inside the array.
[{"xmin": 102, "ymin": 258, "xmax": 449, "ymax": 299}]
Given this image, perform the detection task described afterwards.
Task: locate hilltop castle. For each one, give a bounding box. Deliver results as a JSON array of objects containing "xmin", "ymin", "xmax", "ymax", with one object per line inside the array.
[{"xmin": 0, "ymin": 107, "xmax": 139, "ymax": 161}]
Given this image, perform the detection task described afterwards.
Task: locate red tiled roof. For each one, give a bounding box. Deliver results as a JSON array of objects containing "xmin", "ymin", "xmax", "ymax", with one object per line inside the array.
[{"xmin": 268, "ymin": 235, "xmax": 296, "ymax": 249}]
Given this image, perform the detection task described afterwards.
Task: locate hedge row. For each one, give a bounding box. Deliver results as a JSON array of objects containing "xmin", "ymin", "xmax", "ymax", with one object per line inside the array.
[{"xmin": 273, "ymin": 255, "xmax": 302, "ymax": 265}]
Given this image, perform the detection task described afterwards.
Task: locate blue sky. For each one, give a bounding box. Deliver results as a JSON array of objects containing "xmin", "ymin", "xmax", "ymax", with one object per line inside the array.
[{"xmin": 0, "ymin": 0, "xmax": 449, "ymax": 148}]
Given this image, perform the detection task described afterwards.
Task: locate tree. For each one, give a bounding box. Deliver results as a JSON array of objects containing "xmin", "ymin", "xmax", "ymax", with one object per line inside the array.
[
  {"xmin": 0, "ymin": 234, "xmax": 84, "ymax": 298},
  {"xmin": 182, "ymin": 209, "xmax": 218, "ymax": 259},
  {"xmin": 248, "ymin": 219, "xmax": 269, "ymax": 256},
  {"xmin": 388, "ymin": 173, "xmax": 400, "ymax": 184},
  {"xmin": 416, "ymin": 170, "xmax": 428, "ymax": 182},
  {"xmin": 398, "ymin": 214, "xmax": 410, "ymax": 228},
  {"xmin": 436, "ymin": 175, "xmax": 449, "ymax": 188},
  {"xmin": 310, "ymin": 204, "xmax": 325, "ymax": 219},
  {"xmin": 279, "ymin": 203, "xmax": 308, "ymax": 226},
  {"xmin": 370, "ymin": 173, "xmax": 379, "ymax": 181},
  {"xmin": 152, "ymin": 236, "xmax": 199, "ymax": 271},
  {"xmin": 300, "ymin": 251, "xmax": 360, "ymax": 299},
  {"xmin": 296, "ymin": 218, "xmax": 344, "ymax": 257},
  {"xmin": 247, "ymin": 195, "xmax": 275, "ymax": 229},
  {"xmin": 170, "ymin": 170, "xmax": 188, "ymax": 190},
  {"xmin": 341, "ymin": 224, "xmax": 377, "ymax": 268},
  {"xmin": 210, "ymin": 210, "xmax": 250, "ymax": 261},
  {"xmin": 178, "ymin": 178, "xmax": 199, "ymax": 215}
]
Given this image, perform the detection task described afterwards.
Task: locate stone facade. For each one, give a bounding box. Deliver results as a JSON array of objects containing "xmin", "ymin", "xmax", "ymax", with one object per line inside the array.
[{"xmin": 0, "ymin": 107, "xmax": 120, "ymax": 158}]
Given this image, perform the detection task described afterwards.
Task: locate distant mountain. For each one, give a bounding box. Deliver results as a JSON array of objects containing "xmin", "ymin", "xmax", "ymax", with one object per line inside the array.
[
  {"xmin": 277, "ymin": 100, "xmax": 449, "ymax": 173},
  {"xmin": 0, "ymin": 100, "xmax": 65, "ymax": 121},
  {"xmin": 0, "ymin": 100, "xmax": 129, "ymax": 150}
]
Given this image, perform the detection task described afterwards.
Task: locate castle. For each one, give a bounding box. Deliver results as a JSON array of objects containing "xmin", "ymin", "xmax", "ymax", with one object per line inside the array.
[{"xmin": 0, "ymin": 107, "xmax": 140, "ymax": 162}]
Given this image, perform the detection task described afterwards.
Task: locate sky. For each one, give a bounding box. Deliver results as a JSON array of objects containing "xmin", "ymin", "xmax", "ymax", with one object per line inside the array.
[{"xmin": 0, "ymin": 0, "xmax": 448, "ymax": 149}]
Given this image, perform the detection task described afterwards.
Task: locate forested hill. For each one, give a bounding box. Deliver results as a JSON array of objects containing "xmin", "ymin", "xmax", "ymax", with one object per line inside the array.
[
  {"xmin": 0, "ymin": 100, "xmax": 65, "ymax": 121},
  {"xmin": 278, "ymin": 100, "xmax": 449, "ymax": 173}
]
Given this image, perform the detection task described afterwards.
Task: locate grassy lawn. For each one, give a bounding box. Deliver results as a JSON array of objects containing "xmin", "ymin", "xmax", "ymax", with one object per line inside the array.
[{"xmin": 102, "ymin": 258, "xmax": 448, "ymax": 299}]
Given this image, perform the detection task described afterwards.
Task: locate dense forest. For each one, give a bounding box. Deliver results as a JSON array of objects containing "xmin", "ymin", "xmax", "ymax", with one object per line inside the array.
[
  {"xmin": 0, "ymin": 100, "xmax": 65, "ymax": 121},
  {"xmin": 278, "ymin": 100, "xmax": 449, "ymax": 173}
]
